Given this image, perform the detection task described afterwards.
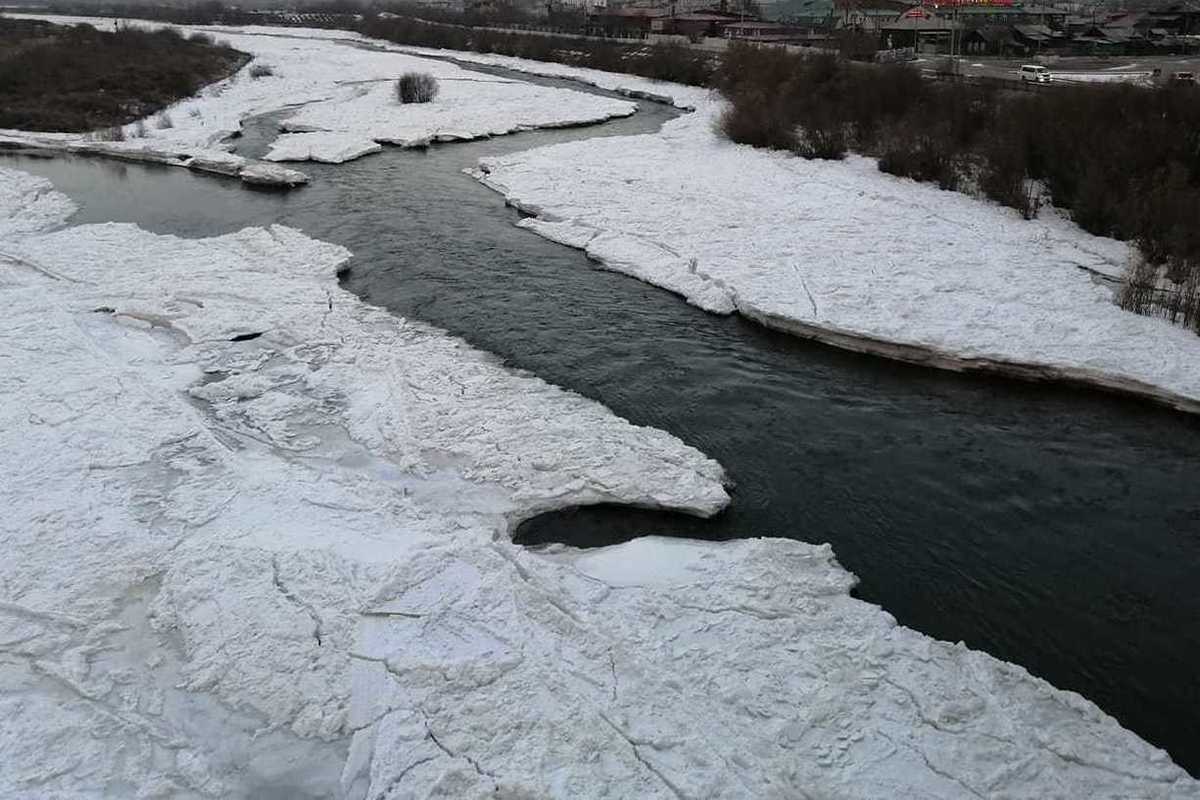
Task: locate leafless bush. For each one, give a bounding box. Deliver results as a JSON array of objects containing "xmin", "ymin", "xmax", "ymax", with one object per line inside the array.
[
  {"xmin": 1120, "ymin": 257, "xmax": 1200, "ymax": 333},
  {"xmin": 794, "ymin": 107, "xmax": 847, "ymax": 160},
  {"xmin": 397, "ymin": 72, "xmax": 439, "ymax": 104},
  {"xmin": 249, "ymin": 63, "xmax": 274, "ymax": 79},
  {"xmin": 89, "ymin": 125, "xmax": 126, "ymax": 142},
  {"xmin": 131, "ymin": 119, "xmax": 148, "ymax": 138},
  {"xmin": 718, "ymin": 93, "xmax": 799, "ymax": 151},
  {"xmin": 155, "ymin": 112, "xmax": 174, "ymax": 129}
]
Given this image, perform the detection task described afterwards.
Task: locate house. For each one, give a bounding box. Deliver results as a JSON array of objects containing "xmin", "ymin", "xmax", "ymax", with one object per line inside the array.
[
  {"xmin": 930, "ymin": 2, "xmax": 1066, "ymax": 30},
  {"xmin": 1011, "ymin": 23, "xmax": 1063, "ymax": 50},
  {"xmin": 1147, "ymin": 2, "xmax": 1200, "ymax": 36},
  {"xmin": 879, "ymin": 12, "xmax": 961, "ymax": 50},
  {"xmin": 652, "ymin": 9, "xmax": 744, "ymax": 36},
  {"xmin": 587, "ymin": 6, "xmax": 668, "ymax": 35},
  {"xmin": 960, "ymin": 24, "xmax": 1020, "ymax": 55}
]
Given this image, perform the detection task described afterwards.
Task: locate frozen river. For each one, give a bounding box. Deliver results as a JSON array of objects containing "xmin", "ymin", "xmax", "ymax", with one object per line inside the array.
[{"xmin": 5, "ymin": 71, "xmax": 1199, "ymax": 776}]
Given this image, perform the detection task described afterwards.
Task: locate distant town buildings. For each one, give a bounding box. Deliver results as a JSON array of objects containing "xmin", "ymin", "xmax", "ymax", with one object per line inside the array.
[{"xmin": 365, "ymin": 0, "xmax": 1200, "ymax": 56}]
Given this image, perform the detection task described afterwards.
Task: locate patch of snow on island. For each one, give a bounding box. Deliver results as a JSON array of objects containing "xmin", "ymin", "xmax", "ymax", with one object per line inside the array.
[
  {"xmin": 3, "ymin": 165, "xmax": 1198, "ymax": 798},
  {"xmin": 265, "ymin": 70, "xmax": 635, "ymax": 164}
]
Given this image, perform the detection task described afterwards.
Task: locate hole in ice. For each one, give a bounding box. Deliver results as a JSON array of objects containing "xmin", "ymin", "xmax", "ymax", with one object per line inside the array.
[
  {"xmin": 514, "ymin": 502, "xmax": 733, "ymax": 550},
  {"xmin": 230, "ymin": 331, "xmax": 265, "ymax": 342}
]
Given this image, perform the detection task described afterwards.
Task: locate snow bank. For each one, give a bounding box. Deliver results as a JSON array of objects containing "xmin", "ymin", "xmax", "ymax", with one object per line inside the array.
[
  {"xmin": 467, "ymin": 76, "xmax": 1200, "ymax": 412},
  {"xmin": 3, "ymin": 166, "xmax": 1198, "ymax": 798},
  {"xmin": 1056, "ymin": 71, "xmax": 1156, "ymax": 85},
  {"xmin": 2, "ymin": 15, "xmax": 635, "ymax": 166}
]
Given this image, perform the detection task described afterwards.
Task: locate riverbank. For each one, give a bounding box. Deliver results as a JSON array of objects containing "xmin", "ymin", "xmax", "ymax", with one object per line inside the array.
[{"xmin": 3, "ymin": 161, "xmax": 1198, "ymax": 798}]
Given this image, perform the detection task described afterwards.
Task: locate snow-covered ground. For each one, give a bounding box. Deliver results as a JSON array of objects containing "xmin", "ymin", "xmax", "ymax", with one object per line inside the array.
[
  {"xmin": 4, "ymin": 164, "xmax": 1200, "ymax": 798},
  {"xmin": 1, "ymin": 15, "xmax": 635, "ymax": 165}
]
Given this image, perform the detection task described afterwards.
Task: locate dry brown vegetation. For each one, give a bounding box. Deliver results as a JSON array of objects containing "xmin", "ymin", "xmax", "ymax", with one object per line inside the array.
[{"xmin": 0, "ymin": 16, "xmax": 247, "ymax": 132}]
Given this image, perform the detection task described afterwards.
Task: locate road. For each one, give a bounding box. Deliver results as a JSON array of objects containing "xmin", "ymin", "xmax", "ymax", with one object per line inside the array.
[{"xmin": 917, "ymin": 54, "xmax": 1200, "ymax": 84}]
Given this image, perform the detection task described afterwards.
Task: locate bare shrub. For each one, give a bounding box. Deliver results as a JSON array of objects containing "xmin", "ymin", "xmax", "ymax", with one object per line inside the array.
[
  {"xmin": 1119, "ymin": 257, "xmax": 1200, "ymax": 333},
  {"xmin": 1119, "ymin": 257, "xmax": 1159, "ymax": 317},
  {"xmin": 131, "ymin": 119, "xmax": 148, "ymax": 138},
  {"xmin": 155, "ymin": 112, "xmax": 174, "ymax": 129},
  {"xmin": 249, "ymin": 63, "xmax": 275, "ymax": 79},
  {"xmin": 639, "ymin": 43, "xmax": 713, "ymax": 86},
  {"xmin": 397, "ymin": 72, "xmax": 439, "ymax": 104},
  {"xmin": 793, "ymin": 102, "xmax": 847, "ymax": 160},
  {"xmin": 877, "ymin": 121, "xmax": 962, "ymax": 190},
  {"xmin": 718, "ymin": 93, "xmax": 798, "ymax": 151},
  {"xmin": 90, "ymin": 125, "xmax": 126, "ymax": 142}
]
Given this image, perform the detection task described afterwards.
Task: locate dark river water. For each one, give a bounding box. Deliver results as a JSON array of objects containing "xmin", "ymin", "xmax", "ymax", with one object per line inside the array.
[{"xmin": 5, "ymin": 69, "xmax": 1199, "ymax": 775}]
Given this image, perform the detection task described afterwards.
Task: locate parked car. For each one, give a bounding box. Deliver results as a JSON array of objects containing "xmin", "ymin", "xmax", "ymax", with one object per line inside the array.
[
  {"xmin": 1170, "ymin": 71, "xmax": 1197, "ymax": 86},
  {"xmin": 1019, "ymin": 64, "xmax": 1053, "ymax": 84}
]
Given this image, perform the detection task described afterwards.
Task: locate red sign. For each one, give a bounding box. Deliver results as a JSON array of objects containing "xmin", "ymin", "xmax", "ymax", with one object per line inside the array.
[{"xmin": 931, "ymin": 0, "xmax": 1015, "ymax": 6}]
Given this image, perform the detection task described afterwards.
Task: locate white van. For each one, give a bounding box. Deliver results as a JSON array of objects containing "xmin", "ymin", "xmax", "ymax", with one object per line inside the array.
[{"xmin": 1019, "ymin": 64, "xmax": 1053, "ymax": 83}]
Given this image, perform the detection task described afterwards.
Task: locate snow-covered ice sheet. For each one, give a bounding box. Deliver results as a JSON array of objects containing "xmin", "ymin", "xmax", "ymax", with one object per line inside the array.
[
  {"xmin": 0, "ymin": 164, "xmax": 722, "ymax": 797},
  {"xmin": 265, "ymin": 68, "xmax": 635, "ymax": 163},
  {"xmin": 2, "ymin": 15, "xmax": 635, "ymax": 165},
  {"xmin": 3, "ymin": 165, "xmax": 1198, "ymax": 797},
  {"xmin": 464, "ymin": 67, "xmax": 1200, "ymax": 412},
  {"xmin": 353, "ymin": 535, "xmax": 1195, "ymax": 800}
]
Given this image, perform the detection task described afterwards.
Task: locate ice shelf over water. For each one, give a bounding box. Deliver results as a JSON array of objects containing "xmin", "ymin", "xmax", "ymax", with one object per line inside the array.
[{"xmin": 2, "ymin": 165, "xmax": 1198, "ymax": 798}]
